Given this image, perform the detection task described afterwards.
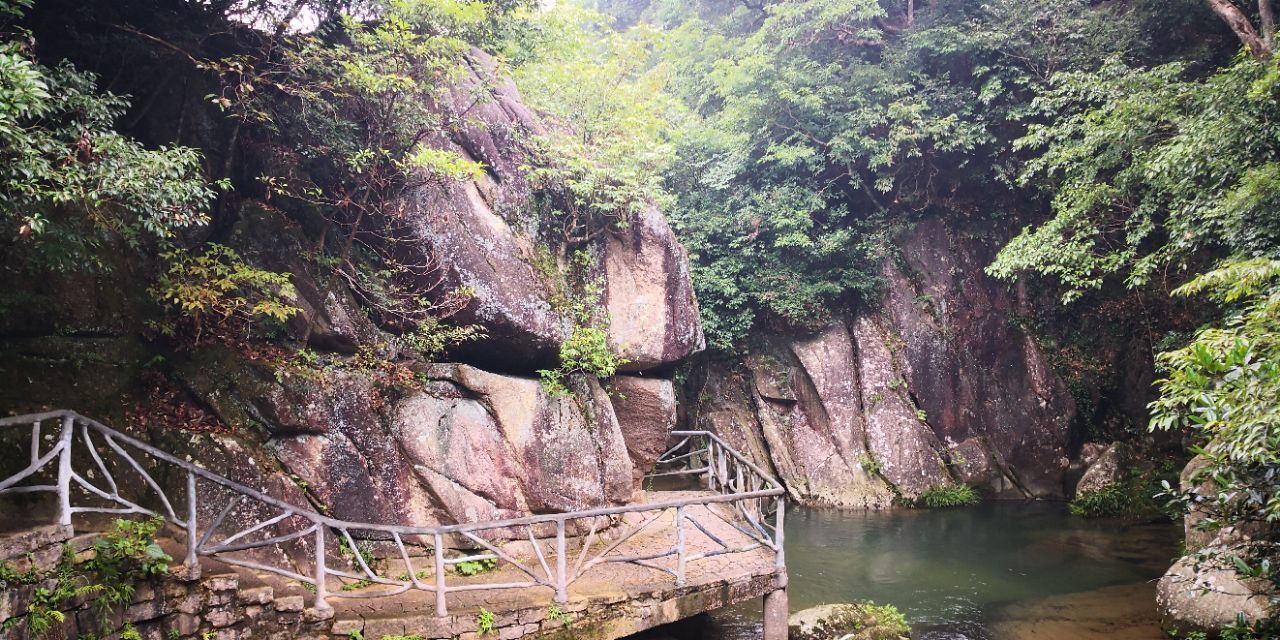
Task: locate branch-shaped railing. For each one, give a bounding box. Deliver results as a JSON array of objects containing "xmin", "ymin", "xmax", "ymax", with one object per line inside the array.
[{"xmin": 0, "ymin": 412, "xmax": 785, "ymax": 616}]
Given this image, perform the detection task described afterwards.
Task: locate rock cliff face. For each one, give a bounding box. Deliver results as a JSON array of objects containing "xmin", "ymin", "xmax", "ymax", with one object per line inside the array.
[
  {"xmin": 685, "ymin": 217, "xmax": 1079, "ymax": 504},
  {"xmin": 0, "ymin": 50, "xmax": 703, "ymax": 530}
]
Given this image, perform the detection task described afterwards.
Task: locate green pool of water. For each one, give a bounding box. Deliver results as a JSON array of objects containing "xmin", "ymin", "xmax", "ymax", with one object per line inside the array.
[{"xmin": 711, "ymin": 501, "xmax": 1180, "ymax": 640}]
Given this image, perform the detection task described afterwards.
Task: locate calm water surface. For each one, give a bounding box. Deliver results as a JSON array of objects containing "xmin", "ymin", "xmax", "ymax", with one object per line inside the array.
[{"xmin": 710, "ymin": 502, "xmax": 1180, "ymax": 640}]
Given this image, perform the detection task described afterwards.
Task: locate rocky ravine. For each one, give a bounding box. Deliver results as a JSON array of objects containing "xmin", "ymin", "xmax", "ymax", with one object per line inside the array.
[
  {"xmin": 0, "ymin": 50, "xmax": 703, "ymax": 534},
  {"xmin": 685, "ymin": 217, "xmax": 1082, "ymax": 506}
]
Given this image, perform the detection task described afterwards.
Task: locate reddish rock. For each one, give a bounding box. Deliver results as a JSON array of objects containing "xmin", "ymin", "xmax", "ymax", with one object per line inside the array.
[
  {"xmin": 699, "ymin": 330, "xmax": 895, "ymax": 509},
  {"xmin": 880, "ymin": 217, "xmax": 1075, "ymax": 498},
  {"xmin": 851, "ymin": 316, "xmax": 952, "ymax": 501},
  {"xmin": 607, "ymin": 376, "xmax": 678, "ymax": 491},
  {"xmin": 685, "ymin": 363, "xmax": 775, "ymax": 478},
  {"xmin": 603, "ymin": 206, "xmax": 706, "ymax": 371}
]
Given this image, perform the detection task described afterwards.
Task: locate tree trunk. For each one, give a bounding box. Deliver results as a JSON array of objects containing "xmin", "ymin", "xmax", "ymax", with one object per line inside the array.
[
  {"xmin": 1204, "ymin": 0, "xmax": 1271, "ymax": 58},
  {"xmin": 1261, "ymin": 0, "xmax": 1276, "ymax": 49}
]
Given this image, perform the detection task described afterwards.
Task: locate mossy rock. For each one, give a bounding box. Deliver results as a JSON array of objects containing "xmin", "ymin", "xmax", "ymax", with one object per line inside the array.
[{"xmin": 788, "ymin": 602, "xmax": 911, "ymax": 640}]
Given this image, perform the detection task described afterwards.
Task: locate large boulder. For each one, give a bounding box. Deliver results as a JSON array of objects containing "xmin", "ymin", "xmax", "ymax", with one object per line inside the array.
[
  {"xmin": 1156, "ymin": 455, "xmax": 1275, "ymax": 634},
  {"xmin": 389, "ymin": 364, "xmax": 633, "ymax": 522},
  {"xmin": 1074, "ymin": 442, "xmax": 1127, "ymax": 497},
  {"xmin": 603, "ymin": 205, "xmax": 706, "ymax": 371},
  {"xmin": 401, "ymin": 53, "xmax": 702, "ymax": 371},
  {"xmin": 1156, "ymin": 548, "xmax": 1271, "ymax": 634},
  {"xmin": 607, "ymin": 375, "xmax": 678, "ymax": 492},
  {"xmin": 183, "ymin": 359, "xmax": 645, "ymax": 529}
]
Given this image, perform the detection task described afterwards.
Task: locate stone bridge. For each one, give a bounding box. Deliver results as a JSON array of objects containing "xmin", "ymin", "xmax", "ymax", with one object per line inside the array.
[{"xmin": 0, "ymin": 411, "xmax": 789, "ymax": 640}]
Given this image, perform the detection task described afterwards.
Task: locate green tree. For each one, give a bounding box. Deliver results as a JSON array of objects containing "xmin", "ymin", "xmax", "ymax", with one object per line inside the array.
[{"xmin": 0, "ymin": 0, "xmax": 215, "ymax": 271}]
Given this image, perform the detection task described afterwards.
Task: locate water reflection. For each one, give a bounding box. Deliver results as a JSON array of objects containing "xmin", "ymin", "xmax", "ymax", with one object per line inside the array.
[{"xmin": 712, "ymin": 501, "xmax": 1179, "ymax": 639}]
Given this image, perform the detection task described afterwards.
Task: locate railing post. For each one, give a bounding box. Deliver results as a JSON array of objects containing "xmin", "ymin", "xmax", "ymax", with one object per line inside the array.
[
  {"xmin": 718, "ymin": 447, "xmax": 728, "ymax": 491},
  {"xmin": 314, "ymin": 526, "xmax": 331, "ymax": 613},
  {"xmin": 185, "ymin": 470, "xmax": 200, "ymax": 579},
  {"xmin": 763, "ymin": 588, "xmax": 789, "ymax": 640},
  {"xmin": 434, "ymin": 533, "xmax": 447, "ymax": 616},
  {"xmin": 30, "ymin": 420, "xmax": 40, "ymax": 466},
  {"xmin": 555, "ymin": 519, "xmax": 568, "ymax": 603},
  {"xmin": 773, "ymin": 496, "xmax": 786, "ymax": 571},
  {"xmin": 705, "ymin": 439, "xmax": 716, "ymax": 491},
  {"xmin": 675, "ymin": 506, "xmax": 686, "ymax": 587},
  {"xmin": 56, "ymin": 415, "xmax": 74, "ymax": 527}
]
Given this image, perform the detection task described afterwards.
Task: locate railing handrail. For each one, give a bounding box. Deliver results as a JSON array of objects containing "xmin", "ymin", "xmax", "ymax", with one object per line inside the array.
[
  {"xmin": 0, "ymin": 410, "xmax": 786, "ymax": 616},
  {"xmin": 0, "ymin": 411, "xmax": 784, "ymax": 535}
]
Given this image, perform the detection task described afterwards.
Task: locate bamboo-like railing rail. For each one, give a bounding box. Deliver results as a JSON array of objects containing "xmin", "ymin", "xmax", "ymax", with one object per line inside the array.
[{"xmin": 0, "ymin": 411, "xmax": 785, "ymax": 615}]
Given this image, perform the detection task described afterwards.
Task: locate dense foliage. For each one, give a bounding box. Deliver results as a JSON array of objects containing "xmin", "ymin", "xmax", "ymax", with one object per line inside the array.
[
  {"xmin": 974, "ymin": 2, "xmax": 1280, "ymax": 629},
  {"xmin": 0, "ymin": 0, "xmax": 215, "ymax": 272},
  {"xmin": 515, "ymin": 0, "xmax": 1203, "ymax": 351}
]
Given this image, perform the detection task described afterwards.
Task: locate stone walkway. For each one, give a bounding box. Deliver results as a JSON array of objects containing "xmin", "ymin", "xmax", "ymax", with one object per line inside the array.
[
  {"xmin": 0, "ymin": 491, "xmax": 782, "ymax": 639},
  {"xmin": 325, "ymin": 492, "xmax": 783, "ymax": 639}
]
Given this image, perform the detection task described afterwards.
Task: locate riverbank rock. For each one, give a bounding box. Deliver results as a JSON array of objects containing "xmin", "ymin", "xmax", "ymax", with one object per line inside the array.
[
  {"xmin": 1156, "ymin": 455, "xmax": 1275, "ymax": 634},
  {"xmin": 788, "ymin": 603, "xmax": 910, "ymax": 640},
  {"xmin": 852, "ymin": 316, "xmax": 953, "ymax": 501},
  {"xmin": 1156, "ymin": 549, "xmax": 1272, "ymax": 634},
  {"xmin": 878, "ymin": 218, "xmax": 1075, "ymax": 498},
  {"xmin": 1074, "ymin": 442, "xmax": 1128, "ymax": 497},
  {"xmin": 689, "ymin": 329, "xmax": 897, "ymax": 509}
]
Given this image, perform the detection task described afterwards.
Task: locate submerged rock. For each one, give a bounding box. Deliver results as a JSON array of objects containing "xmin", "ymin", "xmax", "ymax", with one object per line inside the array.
[
  {"xmin": 788, "ymin": 603, "xmax": 910, "ymax": 640},
  {"xmin": 991, "ymin": 582, "xmax": 1168, "ymax": 640}
]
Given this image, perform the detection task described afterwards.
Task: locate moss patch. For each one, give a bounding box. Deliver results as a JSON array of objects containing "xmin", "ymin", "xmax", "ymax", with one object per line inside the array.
[{"xmin": 789, "ymin": 602, "xmax": 911, "ymax": 640}]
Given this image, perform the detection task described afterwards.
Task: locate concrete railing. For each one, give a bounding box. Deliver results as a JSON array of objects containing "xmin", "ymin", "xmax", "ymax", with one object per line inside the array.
[{"xmin": 0, "ymin": 411, "xmax": 785, "ymax": 615}]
